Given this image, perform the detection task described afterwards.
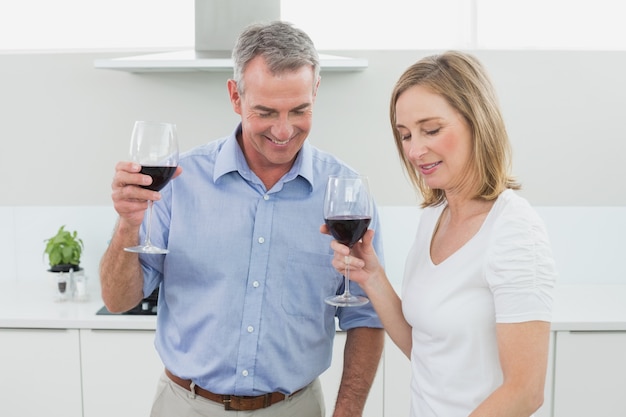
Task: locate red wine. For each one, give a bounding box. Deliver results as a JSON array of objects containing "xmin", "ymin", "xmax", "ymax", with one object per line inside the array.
[
  {"xmin": 325, "ymin": 215, "xmax": 372, "ymax": 248},
  {"xmin": 140, "ymin": 166, "xmax": 177, "ymax": 191}
]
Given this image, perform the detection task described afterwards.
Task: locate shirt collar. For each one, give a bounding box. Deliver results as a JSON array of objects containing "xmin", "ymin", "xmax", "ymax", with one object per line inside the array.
[{"xmin": 213, "ymin": 124, "xmax": 315, "ymax": 191}]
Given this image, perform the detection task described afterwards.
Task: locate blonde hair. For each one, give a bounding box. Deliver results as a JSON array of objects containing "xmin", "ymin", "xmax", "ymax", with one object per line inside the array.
[{"xmin": 389, "ymin": 51, "xmax": 520, "ymax": 208}]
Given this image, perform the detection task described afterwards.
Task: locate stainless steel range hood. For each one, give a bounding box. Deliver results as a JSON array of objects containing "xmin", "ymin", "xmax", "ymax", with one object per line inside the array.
[{"xmin": 94, "ymin": 0, "xmax": 367, "ymax": 73}]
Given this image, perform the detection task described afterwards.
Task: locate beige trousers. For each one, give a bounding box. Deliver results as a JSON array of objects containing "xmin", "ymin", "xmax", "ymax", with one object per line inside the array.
[{"xmin": 150, "ymin": 372, "xmax": 326, "ymax": 417}]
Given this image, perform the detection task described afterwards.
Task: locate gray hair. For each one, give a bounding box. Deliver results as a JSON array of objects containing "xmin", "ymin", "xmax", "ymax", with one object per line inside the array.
[{"xmin": 231, "ymin": 21, "xmax": 320, "ymax": 94}]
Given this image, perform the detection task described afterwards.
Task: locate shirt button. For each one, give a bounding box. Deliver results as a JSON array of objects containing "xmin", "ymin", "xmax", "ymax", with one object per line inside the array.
[
  {"xmin": 263, "ymin": 194, "xmax": 270, "ymax": 201},
  {"xmin": 258, "ymin": 237, "xmax": 265, "ymax": 244},
  {"xmin": 242, "ymin": 370, "xmax": 249, "ymax": 377},
  {"xmin": 247, "ymin": 326, "xmax": 254, "ymax": 333},
  {"xmin": 252, "ymin": 281, "xmax": 260, "ymax": 288}
]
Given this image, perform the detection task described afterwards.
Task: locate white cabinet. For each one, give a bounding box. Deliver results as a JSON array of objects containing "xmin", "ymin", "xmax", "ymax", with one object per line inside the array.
[
  {"xmin": 79, "ymin": 329, "xmax": 383, "ymax": 417},
  {"xmin": 382, "ymin": 336, "xmax": 411, "ymax": 417},
  {"xmin": 381, "ymin": 333, "xmax": 554, "ymax": 417},
  {"xmin": 319, "ymin": 331, "xmax": 384, "ymax": 417},
  {"xmin": 79, "ymin": 329, "xmax": 385, "ymax": 417},
  {"xmin": 535, "ymin": 332, "xmax": 555, "ymax": 417},
  {"xmin": 2, "ymin": 326, "xmax": 560, "ymax": 417},
  {"xmin": 0, "ymin": 328, "xmax": 83, "ymax": 417},
  {"xmin": 0, "ymin": 327, "xmax": 380, "ymax": 417},
  {"xmin": 553, "ymin": 331, "xmax": 626, "ymax": 417},
  {"xmin": 80, "ymin": 329, "xmax": 163, "ymax": 417}
]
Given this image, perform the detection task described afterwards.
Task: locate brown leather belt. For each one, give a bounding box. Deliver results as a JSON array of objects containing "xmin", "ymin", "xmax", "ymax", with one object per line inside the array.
[{"xmin": 165, "ymin": 369, "xmax": 302, "ymax": 411}]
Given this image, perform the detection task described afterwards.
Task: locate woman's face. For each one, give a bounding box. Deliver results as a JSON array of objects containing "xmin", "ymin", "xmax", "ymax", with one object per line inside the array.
[{"xmin": 395, "ymin": 85, "xmax": 473, "ymax": 195}]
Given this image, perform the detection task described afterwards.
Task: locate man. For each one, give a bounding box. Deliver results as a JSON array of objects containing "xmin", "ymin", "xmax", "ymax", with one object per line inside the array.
[{"xmin": 100, "ymin": 21, "xmax": 384, "ymax": 417}]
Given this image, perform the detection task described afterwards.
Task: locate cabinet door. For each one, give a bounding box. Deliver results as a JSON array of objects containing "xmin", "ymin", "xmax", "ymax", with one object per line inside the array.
[
  {"xmin": 319, "ymin": 331, "xmax": 384, "ymax": 417},
  {"xmin": 534, "ymin": 331, "xmax": 555, "ymax": 417},
  {"xmin": 80, "ymin": 329, "xmax": 163, "ymax": 417},
  {"xmin": 0, "ymin": 328, "xmax": 82, "ymax": 417},
  {"xmin": 553, "ymin": 331, "xmax": 626, "ymax": 417},
  {"xmin": 383, "ymin": 333, "xmax": 555, "ymax": 417},
  {"xmin": 383, "ymin": 334, "xmax": 411, "ymax": 417}
]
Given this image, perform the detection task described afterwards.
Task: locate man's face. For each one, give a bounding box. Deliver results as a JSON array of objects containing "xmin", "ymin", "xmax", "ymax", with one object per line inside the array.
[{"xmin": 228, "ymin": 56, "xmax": 319, "ymax": 175}]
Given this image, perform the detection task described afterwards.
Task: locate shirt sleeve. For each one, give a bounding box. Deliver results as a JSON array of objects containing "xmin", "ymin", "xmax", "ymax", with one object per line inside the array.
[{"xmin": 485, "ymin": 200, "xmax": 557, "ymax": 323}]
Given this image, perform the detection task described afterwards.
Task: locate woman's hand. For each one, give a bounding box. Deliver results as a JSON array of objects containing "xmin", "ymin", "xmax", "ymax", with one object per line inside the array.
[
  {"xmin": 320, "ymin": 225, "xmax": 383, "ymax": 290},
  {"xmin": 321, "ymin": 223, "xmax": 413, "ymax": 357}
]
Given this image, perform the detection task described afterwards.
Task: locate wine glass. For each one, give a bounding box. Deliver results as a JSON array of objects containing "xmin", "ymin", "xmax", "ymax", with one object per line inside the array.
[
  {"xmin": 124, "ymin": 121, "xmax": 179, "ymax": 254},
  {"xmin": 56, "ymin": 272, "xmax": 68, "ymax": 302},
  {"xmin": 324, "ymin": 175, "xmax": 372, "ymax": 307}
]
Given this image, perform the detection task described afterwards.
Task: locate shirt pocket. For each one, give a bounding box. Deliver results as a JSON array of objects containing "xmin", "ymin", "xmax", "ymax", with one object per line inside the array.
[{"xmin": 281, "ymin": 249, "xmax": 342, "ymax": 319}]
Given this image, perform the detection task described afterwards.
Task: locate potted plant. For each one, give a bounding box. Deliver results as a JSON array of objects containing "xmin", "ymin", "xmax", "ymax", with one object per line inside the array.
[{"xmin": 44, "ymin": 225, "xmax": 84, "ymax": 273}]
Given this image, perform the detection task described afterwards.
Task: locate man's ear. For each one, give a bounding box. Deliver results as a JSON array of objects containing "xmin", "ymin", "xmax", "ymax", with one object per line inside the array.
[
  {"xmin": 227, "ymin": 79, "xmax": 242, "ymax": 114},
  {"xmin": 313, "ymin": 76, "xmax": 321, "ymax": 101}
]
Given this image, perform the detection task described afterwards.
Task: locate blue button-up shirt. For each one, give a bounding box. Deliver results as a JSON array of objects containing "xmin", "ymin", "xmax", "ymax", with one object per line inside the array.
[{"xmin": 140, "ymin": 125, "xmax": 384, "ymax": 396}]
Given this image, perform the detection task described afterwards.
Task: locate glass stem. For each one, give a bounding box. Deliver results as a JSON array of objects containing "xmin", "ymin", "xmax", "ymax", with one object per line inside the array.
[
  {"xmin": 343, "ymin": 253, "xmax": 352, "ymax": 298},
  {"xmin": 144, "ymin": 200, "xmax": 154, "ymax": 247}
]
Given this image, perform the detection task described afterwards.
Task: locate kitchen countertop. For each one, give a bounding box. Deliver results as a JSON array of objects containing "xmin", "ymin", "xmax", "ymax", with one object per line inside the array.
[
  {"xmin": 0, "ymin": 280, "xmax": 156, "ymax": 330},
  {"xmin": 550, "ymin": 283, "xmax": 626, "ymax": 331},
  {"xmin": 1, "ymin": 280, "xmax": 626, "ymax": 331}
]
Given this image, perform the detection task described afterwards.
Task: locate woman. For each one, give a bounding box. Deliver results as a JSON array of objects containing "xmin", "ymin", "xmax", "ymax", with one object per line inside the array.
[{"xmin": 323, "ymin": 51, "xmax": 557, "ymax": 417}]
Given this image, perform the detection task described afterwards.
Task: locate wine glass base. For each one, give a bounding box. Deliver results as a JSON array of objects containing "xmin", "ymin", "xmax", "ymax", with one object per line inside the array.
[
  {"xmin": 325, "ymin": 294, "xmax": 369, "ymax": 307},
  {"xmin": 124, "ymin": 245, "xmax": 169, "ymax": 254}
]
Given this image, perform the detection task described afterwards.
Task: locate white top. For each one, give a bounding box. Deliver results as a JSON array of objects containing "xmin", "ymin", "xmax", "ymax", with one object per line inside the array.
[{"xmin": 402, "ymin": 189, "xmax": 557, "ymax": 417}]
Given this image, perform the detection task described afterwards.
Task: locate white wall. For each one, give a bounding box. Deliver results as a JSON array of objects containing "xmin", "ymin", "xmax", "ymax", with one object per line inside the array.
[
  {"xmin": 0, "ymin": 206, "xmax": 117, "ymax": 283},
  {"xmin": 2, "ymin": 49, "xmax": 626, "ymax": 207},
  {"xmin": 2, "ymin": 205, "xmax": 625, "ymax": 287},
  {"xmin": 378, "ymin": 205, "xmax": 626, "ymax": 287},
  {"xmin": 1, "ymin": 50, "xmax": 626, "ymax": 285}
]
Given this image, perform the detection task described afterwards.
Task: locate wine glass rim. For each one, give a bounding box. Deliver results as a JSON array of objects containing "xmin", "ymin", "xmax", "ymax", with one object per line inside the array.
[
  {"xmin": 135, "ymin": 120, "xmax": 177, "ymax": 127},
  {"xmin": 135, "ymin": 120, "xmax": 175, "ymax": 125}
]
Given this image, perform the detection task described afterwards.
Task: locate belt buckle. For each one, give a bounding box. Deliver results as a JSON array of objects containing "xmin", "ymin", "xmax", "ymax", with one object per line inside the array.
[
  {"xmin": 222, "ymin": 395, "xmax": 233, "ymax": 411},
  {"xmin": 222, "ymin": 393, "xmax": 273, "ymax": 411}
]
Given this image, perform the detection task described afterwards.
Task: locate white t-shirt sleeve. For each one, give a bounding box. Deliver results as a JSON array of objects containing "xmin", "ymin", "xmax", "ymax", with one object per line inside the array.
[{"xmin": 485, "ymin": 198, "xmax": 557, "ymax": 323}]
